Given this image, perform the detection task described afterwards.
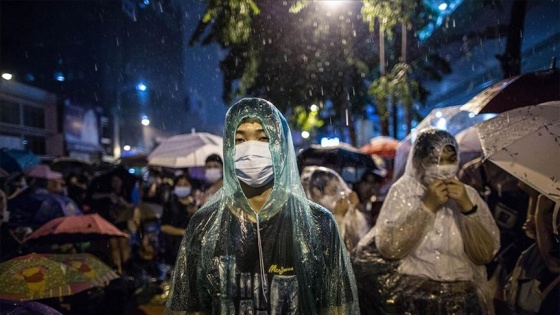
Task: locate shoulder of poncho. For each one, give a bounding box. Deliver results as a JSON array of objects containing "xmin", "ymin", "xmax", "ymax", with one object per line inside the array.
[
  {"xmin": 189, "ymin": 202, "xmax": 221, "ymax": 223},
  {"xmin": 389, "ymin": 175, "xmax": 423, "ymax": 194}
]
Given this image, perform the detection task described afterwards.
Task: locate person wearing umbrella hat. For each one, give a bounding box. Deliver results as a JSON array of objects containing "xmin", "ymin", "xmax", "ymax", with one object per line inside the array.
[
  {"xmin": 374, "ymin": 128, "xmax": 500, "ymax": 314},
  {"xmin": 165, "ymin": 98, "xmax": 358, "ymax": 314}
]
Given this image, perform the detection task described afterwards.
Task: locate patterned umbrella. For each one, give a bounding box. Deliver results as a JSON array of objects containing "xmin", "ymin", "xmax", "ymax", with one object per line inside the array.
[
  {"xmin": 0, "ymin": 253, "xmax": 118, "ymax": 301},
  {"xmin": 0, "ymin": 299, "xmax": 63, "ymax": 314}
]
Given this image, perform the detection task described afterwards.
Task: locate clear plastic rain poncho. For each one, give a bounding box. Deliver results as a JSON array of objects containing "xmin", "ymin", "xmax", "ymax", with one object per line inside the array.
[
  {"xmin": 165, "ymin": 98, "xmax": 358, "ymax": 314},
  {"xmin": 374, "ymin": 128, "xmax": 500, "ymax": 313},
  {"xmin": 302, "ymin": 166, "xmax": 369, "ymax": 252}
]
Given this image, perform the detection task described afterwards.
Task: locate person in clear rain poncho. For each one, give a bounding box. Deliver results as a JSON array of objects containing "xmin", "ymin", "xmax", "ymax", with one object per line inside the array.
[
  {"xmin": 301, "ymin": 166, "xmax": 368, "ymax": 253},
  {"xmin": 374, "ymin": 128, "xmax": 500, "ymax": 314},
  {"xmin": 165, "ymin": 98, "xmax": 358, "ymax": 314}
]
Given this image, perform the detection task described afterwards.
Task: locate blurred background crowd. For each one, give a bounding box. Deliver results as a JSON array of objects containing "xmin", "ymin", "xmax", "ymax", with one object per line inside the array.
[{"xmin": 0, "ymin": 101, "xmax": 558, "ymax": 314}]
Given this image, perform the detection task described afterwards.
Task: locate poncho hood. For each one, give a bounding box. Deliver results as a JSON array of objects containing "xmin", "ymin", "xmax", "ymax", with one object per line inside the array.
[
  {"xmin": 219, "ymin": 98, "xmax": 306, "ymax": 221},
  {"xmin": 404, "ymin": 128, "xmax": 459, "ymax": 183}
]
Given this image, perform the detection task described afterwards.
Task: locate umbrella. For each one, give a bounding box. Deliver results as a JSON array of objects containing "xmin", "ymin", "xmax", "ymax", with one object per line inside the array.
[
  {"xmin": 23, "ymin": 213, "xmax": 128, "ymax": 244},
  {"xmin": 461, "ymin": 68, "xmax": 560, "ymax": 114},
  {"xmin": 50, "ymin": 157, "xmax": 93, "ymax": 177},
  {"xmin": 297, "ymin": 143, "xmax": 378, "ymax": 174},
  {"xmin": 148, "ymin": 132, "xmax": 223, "ymax": 168},
  {"xmin": 25, "ymin": 165, "xmax": 63, "ymax": 180},
  {"xmin": 359, "ymin": 136, "xmax": 399, "ymax": 158},
  {"xmin": 117, "ymin": 153, "xmax": 148, "ymax": 167},
  {"xmin": 476, "ymin": 101, "xmax": 560, "ymax": 202},
  {"xmin": 0, "ymin": 149, "xmax": 40, "ymax": 173},
  {"xmin": 46, "ymin": 253, "xmax": 119, "ymax": 288},
  {"xmin": 0, "ymin": 253, "xmax": 117, "ymax": 301},
  {"xmin": 0, "ymin": 299, "xmax": 63, "ymax": 314},
  {"xmin": 454, "ymin": 126, "xmax": 483, "ymax": 167}
]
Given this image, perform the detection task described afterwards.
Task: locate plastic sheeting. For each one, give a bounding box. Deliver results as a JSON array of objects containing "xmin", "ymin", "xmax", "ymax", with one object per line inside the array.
[
  {"xmin": 374, "ymin": 128, "xmax": 500, "ymax": 313},
  {"xmin": 165, "ymin": 98, "xmax": 358, "ymax": 314},
  {"xmin": 302, "ymin": 165, "xmax": 369, "ymax": 253}
]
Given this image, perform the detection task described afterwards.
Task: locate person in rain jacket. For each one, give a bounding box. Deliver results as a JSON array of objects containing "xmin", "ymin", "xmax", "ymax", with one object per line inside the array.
[
  {"xmin": 374, "ymin": 128, "xmax": 500, "ymax": 314},
  {"xmin": 165, "ymin": 98, "xmax": 358, "ymax": 314},
  {"xmin": 302, "ymin": 165, "xmax": 367, "ymax": 253}
]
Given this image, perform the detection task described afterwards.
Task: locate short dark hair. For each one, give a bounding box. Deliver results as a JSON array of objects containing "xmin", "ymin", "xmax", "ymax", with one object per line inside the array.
[{"xmin": 205, "ymin": 154, "xmax": 223, "ymax": 166}]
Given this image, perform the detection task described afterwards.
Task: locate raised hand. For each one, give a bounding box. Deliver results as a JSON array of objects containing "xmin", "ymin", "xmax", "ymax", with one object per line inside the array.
[
  {"xmin": 422, "ymin": 179, "xmax": 448, "ymax": 213},
  {"xmin": 445, "ymin": 178, "xmax": 474, "ymax": 212}
]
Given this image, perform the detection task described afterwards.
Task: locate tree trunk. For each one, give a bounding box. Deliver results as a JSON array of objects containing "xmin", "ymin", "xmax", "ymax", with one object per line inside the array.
[
  {"xmin": 391, "ymin": 98, "xmax": 398, "ymax": 138},
  {"xmin": 496, "ymin": 0, "xmax": 527, "ymax": 78}
]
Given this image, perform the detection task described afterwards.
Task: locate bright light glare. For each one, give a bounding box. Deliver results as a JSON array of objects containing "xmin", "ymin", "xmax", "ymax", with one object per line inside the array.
[
  {"xmin": 54, "ymin": 72, "xmax": 65, "ymax": 82},
  {"xmin": 435, "ymin": 118, "xmax": 447, "ymax": 130},
  {"xmin": 435, "ymin": 111, "xmax": 443, "ymax": 118},
  {"xmin": 321, "ymin": 137, "xmax": 340, "ymax": 147},
  {"xmin": 310, "ymin": 104, "xmax": 319, "ymax": 112},
  {"xmin": 137, "ymin": 82, "xmax": 147, "ymax": 91},
  {"xmin": 123, "ymin": 145, "xmax": 131, "ymax": 151},
  {"xmin": 468, "ymin": 112, "xmax": 476, "ymax": 118},
  {"xmin": 141, "ymin": 115, "xmax": 150, "ymax": 126},
  {"xmin": 438, "ymin": 3, "xmax": 448, "ymax": 11},
  {"xmin": 301, "ymin": 131, "xmax": 310, "ymax": 139},
  {"xmin": 323, "ymin": 0, "xmax": 343, "ymax": 7},
  {"xmin": 1, "ymin": 73, "xmax": 13, "ymax": 80}
]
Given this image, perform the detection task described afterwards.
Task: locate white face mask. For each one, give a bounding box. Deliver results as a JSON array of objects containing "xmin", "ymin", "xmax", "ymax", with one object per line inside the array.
[
  {"xmin": 205, "ymin": 168, "xmax": 222, "ymax": 183},
  {"xmin": 174, "ymin": 186, "xmax": 191, "ymax": 198},
  {"xmin": 423, "ymin": 164, "xmax": 458, "ymax": 184},
  {"xmin": 234, "ymin": 141, "xmax": 274, "ymax": 187}
]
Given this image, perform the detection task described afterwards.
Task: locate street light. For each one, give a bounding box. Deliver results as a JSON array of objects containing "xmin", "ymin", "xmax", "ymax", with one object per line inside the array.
[
  {"xmin": 141, "ymin": 115, "xmax": 150, "ymax": 126},
  {"xmin": 1, "ymin": 73, "xmax": 13, "ymax": 80},
  {"xmin": 113, "ymin": 82, "xmax": 149, "ymax": 158},
  {"xmin": 136, "ymin": 82, "xmax": 147, "ymax": 91}
]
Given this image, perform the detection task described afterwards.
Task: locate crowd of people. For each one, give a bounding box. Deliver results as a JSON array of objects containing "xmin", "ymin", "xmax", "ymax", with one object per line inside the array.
[
  {"xmin": 0, "ymin": 153, "xmax": 225, "ymax": 314},
  {"xmin": 1, "ymin": 97, "xmax": 558, "ymax": 314}
]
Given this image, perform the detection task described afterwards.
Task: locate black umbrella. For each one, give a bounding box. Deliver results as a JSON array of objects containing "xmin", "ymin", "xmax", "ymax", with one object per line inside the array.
[
  {"xmin": 50, "ymin": 157, "xmax": 93, "ymax": 177},
  {"xmin": 461, "ymin": 67, "xmax": 560, "ymax": 114},
  {"xmin": 297, "ymin": 143, "xmax": 378, "ymax": 176}
]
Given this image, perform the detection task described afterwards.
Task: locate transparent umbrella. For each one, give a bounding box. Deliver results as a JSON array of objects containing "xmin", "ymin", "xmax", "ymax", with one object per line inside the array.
[
  {"xmin": 148, "ymin": 132, "xmax": 223, "ymax": 168},
  {"xmin": 475, "ymin": 101, "xmax": 560, "ymax": 202}
]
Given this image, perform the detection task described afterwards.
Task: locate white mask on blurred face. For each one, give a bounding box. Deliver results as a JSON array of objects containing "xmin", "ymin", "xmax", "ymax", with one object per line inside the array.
[
  {"xmin": 423, "ymin": 164, "xmax": 458, "ymax": 184},
  {"xmin": 174, "ymin": 186, "xmax": 191, "ymax": 198},
  {"xmin": 235, "ymin": 141, "xmax": 274, "ymax": 187},
  {"xmin": 205, "ymin": 168, "xmax": 222, "ymax": 183}
]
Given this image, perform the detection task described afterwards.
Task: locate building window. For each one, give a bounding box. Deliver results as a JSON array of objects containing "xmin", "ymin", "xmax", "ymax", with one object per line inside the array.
[
  {"xmin": 23, "ymin": 105, "xmax": 45, "ymax": 128},
  {"xmin": 0, "ymin": 100, "xmax": 20, "ymax": 124},
  {"xmin": 23, "ymin": 135, "xmax": 46, "ymax": 155}
]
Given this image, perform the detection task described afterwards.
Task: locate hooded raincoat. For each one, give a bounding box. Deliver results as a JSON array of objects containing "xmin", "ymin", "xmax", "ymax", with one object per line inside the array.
[
  {"xmin": 302, "ymin": 166, "xmax": 368, "ymax": 252},
  {"xmin": 374, "ymin": 128, "xmax": 500, "ymax": 313},
  {"xmin": 165, "ymin": 98, "xmax": 358, "ymax": 314}
]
